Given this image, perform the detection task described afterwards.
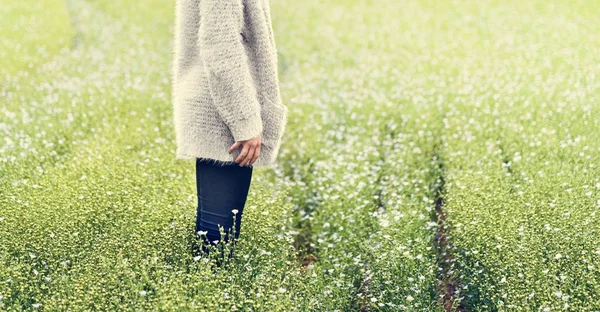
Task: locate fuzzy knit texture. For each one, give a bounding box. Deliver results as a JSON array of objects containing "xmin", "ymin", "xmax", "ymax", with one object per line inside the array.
[{"xmin": 171, "ymin": 0, "xmax": 288, "ymax": 168}]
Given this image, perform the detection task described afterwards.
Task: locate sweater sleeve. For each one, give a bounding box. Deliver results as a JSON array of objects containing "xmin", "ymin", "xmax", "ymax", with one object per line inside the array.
[{"xmin": 198, "ymin": 0, "xmax": 263, "ymax": 142}]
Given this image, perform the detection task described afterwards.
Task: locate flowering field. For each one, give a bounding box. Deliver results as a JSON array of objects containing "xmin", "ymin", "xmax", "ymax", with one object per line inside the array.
[{"xmin": 1, "ymin": 0, "xmax": 599, "ymax": 311}]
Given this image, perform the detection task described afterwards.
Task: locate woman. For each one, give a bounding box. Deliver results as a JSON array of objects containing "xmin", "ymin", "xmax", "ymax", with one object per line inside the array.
[{"xmin": 171, "ymin": 0, "xmax": 288, "ymax": 262}]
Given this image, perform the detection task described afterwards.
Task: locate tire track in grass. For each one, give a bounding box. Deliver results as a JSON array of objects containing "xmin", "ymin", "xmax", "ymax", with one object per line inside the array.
[
  {"xmin": 284, "ymin": 156, "xmax": 320, "ymax": 265},
  {"xmin": 429, "ymin": 140, "xmax": 466, "ymax": 312}
]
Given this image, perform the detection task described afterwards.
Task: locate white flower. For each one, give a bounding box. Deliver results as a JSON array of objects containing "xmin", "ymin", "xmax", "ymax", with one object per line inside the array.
[
  {"xmin": 193, "ymin": 256, "xmax": 202, "ymax": 262},
  {"xmin": 406, "ymin": 295, "xmax": 414, "ymax": 302},
  {"xmin": 232, "ymin": 209, "xmax": 239, "ymax": 215},
  {"xmin": 139, "ymin": 290, "xmax": 147, "ymax": 296},
  {"xmin": 278, "ymin": 287, "xmax": 286, "ymax": 293},
  {"xmin": 197, "ymin": 230, "xmax": 208, "ymax": 236},
  {"xmin": 554, "ymin": 291, "xmax": 563, "ymax": 298},
  {"xmin": 380, "ymin": 218, "xmax": 390, "ymax": 227}
]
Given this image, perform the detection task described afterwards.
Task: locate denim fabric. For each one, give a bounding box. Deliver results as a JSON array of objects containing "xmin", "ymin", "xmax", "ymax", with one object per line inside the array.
[{"xmin": 194, "ymin": 158, "xmax": 253, "ymax": 248}]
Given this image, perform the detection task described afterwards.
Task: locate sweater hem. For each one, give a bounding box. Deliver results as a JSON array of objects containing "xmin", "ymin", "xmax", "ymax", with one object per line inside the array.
[{"xmin": 175, "ymin": 137, "xmax": 280, "ymax": 169}]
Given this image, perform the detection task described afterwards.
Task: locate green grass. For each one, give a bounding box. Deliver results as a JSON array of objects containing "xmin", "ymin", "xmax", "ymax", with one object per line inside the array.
[
  {"xmin": 432, "ymin": 1, "xmax": 600, "ymax": 310},
  {"xmin": 1, "ymin": 0, "xmax": 600, "ymax": 311},
  {"xmin": 0, "ymin": 0, "xmax": 74, "ymax": 77}
]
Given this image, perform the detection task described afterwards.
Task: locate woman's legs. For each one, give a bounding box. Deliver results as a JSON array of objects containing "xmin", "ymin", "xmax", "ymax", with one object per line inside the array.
[{"xmin": 193, "ymin": 158, "xmax": 253, "ymax": 262}]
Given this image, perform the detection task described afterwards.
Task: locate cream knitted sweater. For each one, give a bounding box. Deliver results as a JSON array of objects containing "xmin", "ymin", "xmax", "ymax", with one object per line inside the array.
[{"xmin": 171, "ymin": 0, "xmax": 288, "ymax": 168}]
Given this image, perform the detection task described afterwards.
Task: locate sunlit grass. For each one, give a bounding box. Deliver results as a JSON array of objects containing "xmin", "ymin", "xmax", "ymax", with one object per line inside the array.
[
  {"xmin": 0, "ymin": 0, "xmax": 74, "ymax": 77},
  {"xmin": 1, "ymin": 0, "xmax": 599, "ymax": 310}
]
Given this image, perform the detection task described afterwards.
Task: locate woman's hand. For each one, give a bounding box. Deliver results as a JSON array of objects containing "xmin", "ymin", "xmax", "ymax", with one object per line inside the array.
[{"xmin": 229, "ymin": 135, "xmax": 262, "ymax": 167}]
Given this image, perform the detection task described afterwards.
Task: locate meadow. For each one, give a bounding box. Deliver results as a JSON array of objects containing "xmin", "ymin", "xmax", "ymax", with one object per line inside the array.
[{"xmin": 1, "ymin": 0, "xmax": 599, "ymax": 311}]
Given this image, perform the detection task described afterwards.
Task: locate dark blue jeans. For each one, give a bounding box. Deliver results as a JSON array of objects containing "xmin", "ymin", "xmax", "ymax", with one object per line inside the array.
[{"xmin": 194, "ymin": 158, "xmax": 253, "ymax": 257}]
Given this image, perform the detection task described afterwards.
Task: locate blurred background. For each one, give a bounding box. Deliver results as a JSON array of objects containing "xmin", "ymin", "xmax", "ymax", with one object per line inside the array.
[{"xmin": 1, "ymin": 0, "xmax": 599, "ymax": 311}]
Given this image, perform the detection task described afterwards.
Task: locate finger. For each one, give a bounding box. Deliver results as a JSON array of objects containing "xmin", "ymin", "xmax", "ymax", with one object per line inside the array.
[
  {"xmin": 242, "ymin": 145, "xmax": 257, "ymax": 167},
  {"xmin": 250, "ymin": 144, "xmax": 260, "ymax": 165},
  {"xmin": 239, "ymin": 144, "xmax": 252, "ymax": 166},
  {"xmin": 235, "ymin": 143, "xmax": 249, "ymax": 163},
  {"xmin": 228, "ymin": 141, "xmax": 241, "ymax": 154}
]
